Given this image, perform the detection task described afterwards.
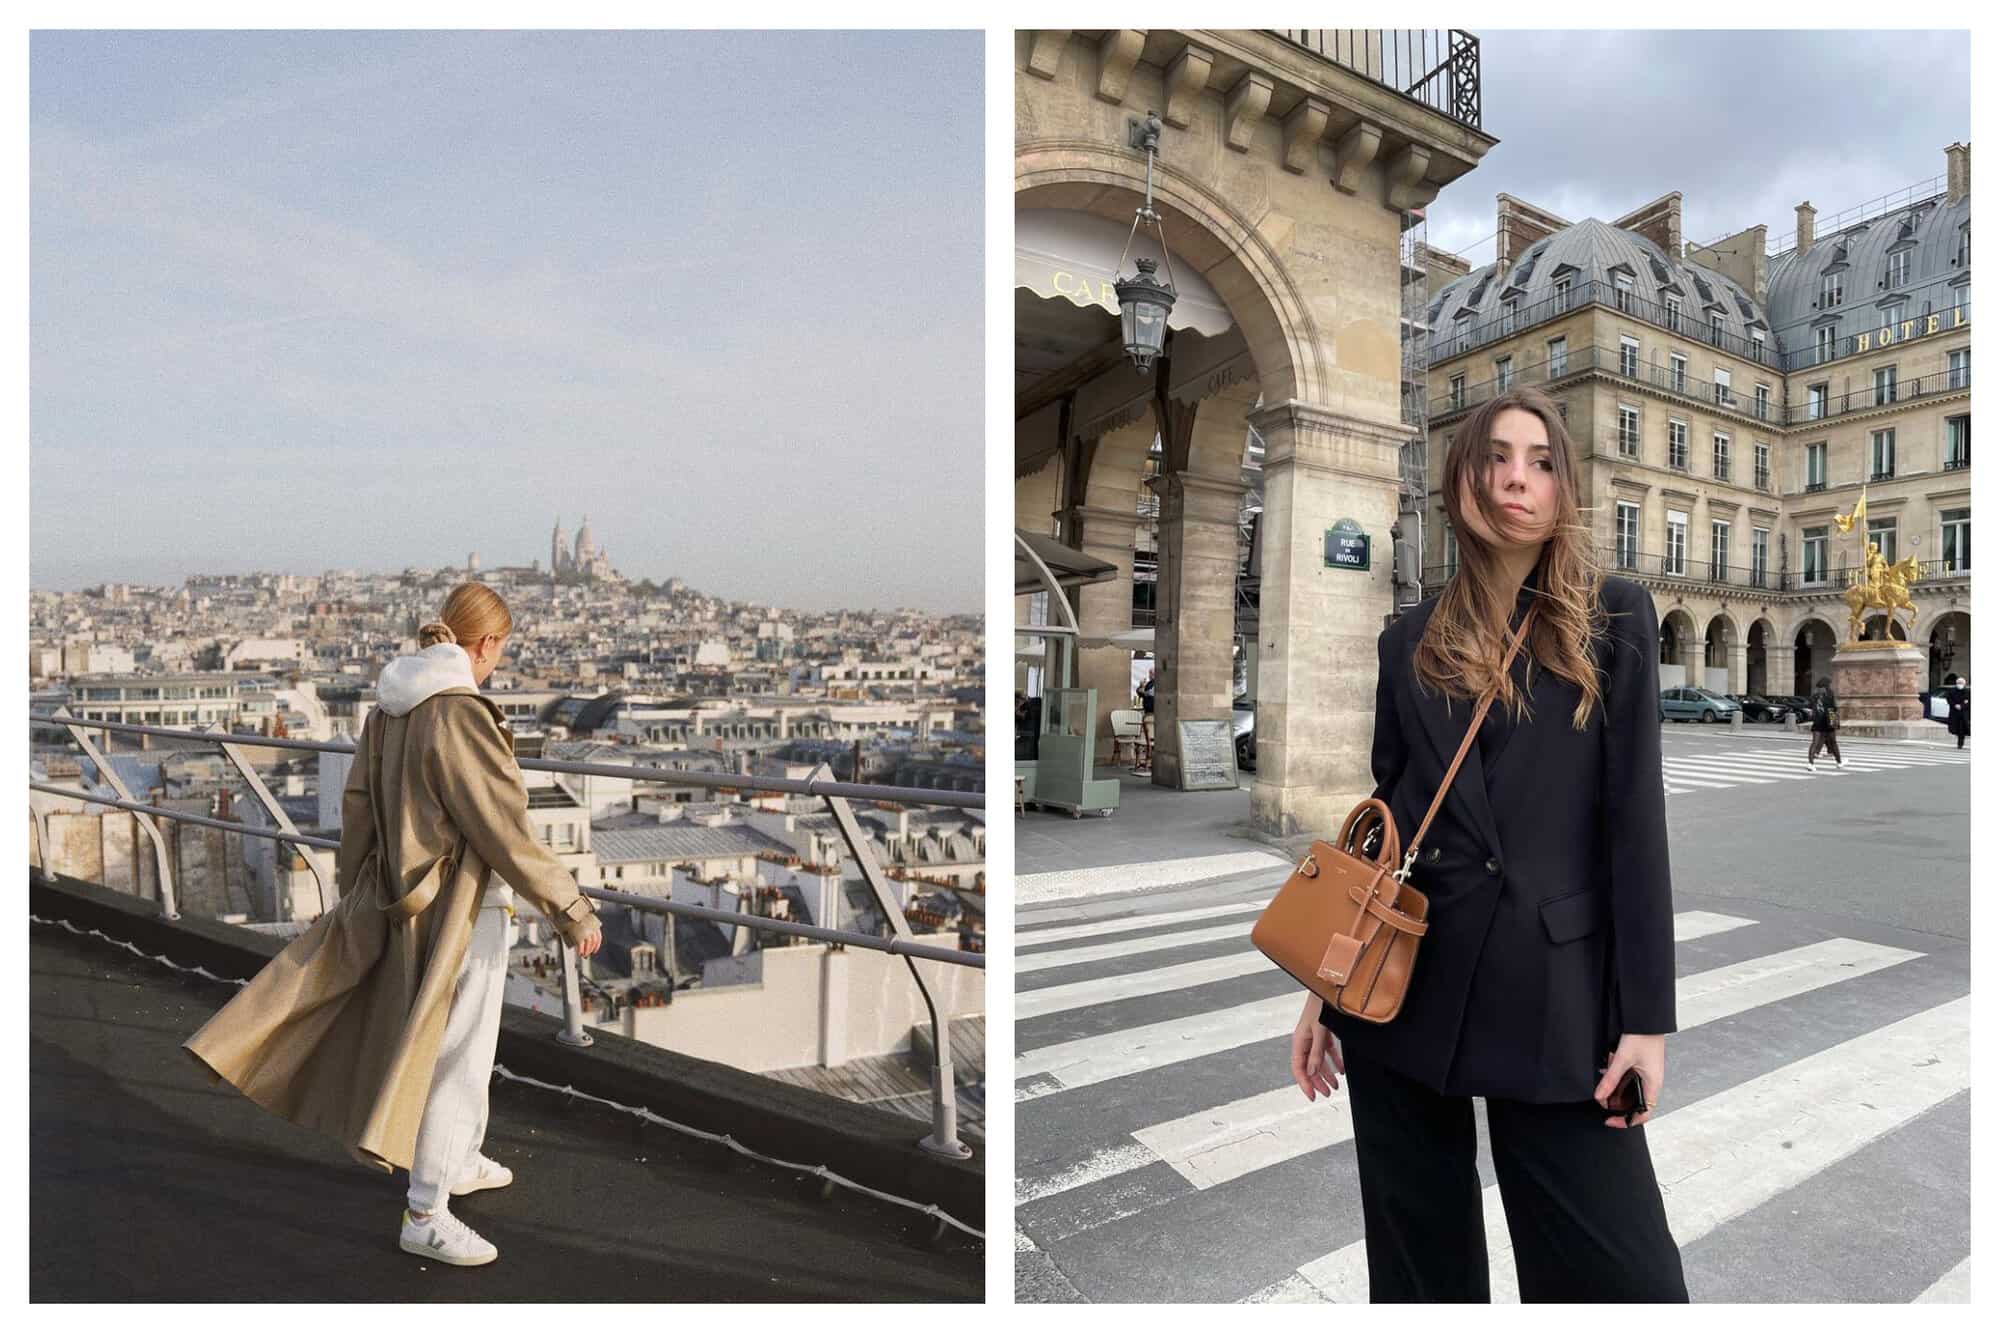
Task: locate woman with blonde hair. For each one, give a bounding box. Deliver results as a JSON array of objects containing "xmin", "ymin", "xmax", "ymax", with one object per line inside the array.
[
  {"xmin": 1286, "ymin": 387, "xmax": 1687, "ymax": 1301},
  {"xmin": 186, "ymin": 581, "xmax": 603, "ymax": 1268}
]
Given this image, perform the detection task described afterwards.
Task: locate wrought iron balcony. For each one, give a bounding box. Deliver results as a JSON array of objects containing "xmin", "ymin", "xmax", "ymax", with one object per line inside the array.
[
  {"xmin": 1433, "ymin": 341, "xmax": 1971, "ymax": 432},
  {"xmin": 1432, "ymin": 278, "xmax": 1969, "ymax": 378},
  {"xmin": 1270, "ymin": 29, "xmax": 1481, "ymax": 129}
]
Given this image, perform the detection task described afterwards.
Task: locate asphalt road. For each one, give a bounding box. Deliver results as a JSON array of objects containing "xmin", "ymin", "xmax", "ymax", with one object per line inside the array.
[{"xmin": 1014, "ymin": 726, "xmax": 1971, "ymax": 1304}]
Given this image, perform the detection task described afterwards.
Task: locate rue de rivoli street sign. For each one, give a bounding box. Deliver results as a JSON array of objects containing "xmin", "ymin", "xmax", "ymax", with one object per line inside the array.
[{"xmin": 1325, "ymin": 518, "xmax": 1370, "ymax": 572}]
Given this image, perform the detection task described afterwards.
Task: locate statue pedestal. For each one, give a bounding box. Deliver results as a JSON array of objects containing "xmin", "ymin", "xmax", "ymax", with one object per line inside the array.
[{"xmin": 1831, "ymin": 640, "xmax": 1933, "ymax": 739}]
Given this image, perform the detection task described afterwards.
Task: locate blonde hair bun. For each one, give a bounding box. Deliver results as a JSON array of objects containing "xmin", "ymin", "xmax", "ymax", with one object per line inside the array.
[{"xmin": 418, "ymin": 620, "xmax": 458, "ymax": 648}]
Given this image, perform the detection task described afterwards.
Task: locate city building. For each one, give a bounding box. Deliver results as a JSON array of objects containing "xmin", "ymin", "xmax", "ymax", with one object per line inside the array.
[{"xmin": 1422, "ymin": 143, "xmax": 1972, "ymax": 693}]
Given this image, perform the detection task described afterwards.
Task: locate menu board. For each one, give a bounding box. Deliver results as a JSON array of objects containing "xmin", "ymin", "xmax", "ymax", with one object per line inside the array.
[{"xmin": 1176, "ymin": 719, "xmax": 1240, "ymax": 791}]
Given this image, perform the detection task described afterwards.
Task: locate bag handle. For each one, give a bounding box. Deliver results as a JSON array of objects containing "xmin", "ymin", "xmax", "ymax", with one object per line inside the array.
[{"xmin": 1392, "ymin": 604, "xmax": 1537, "ymax": 883}]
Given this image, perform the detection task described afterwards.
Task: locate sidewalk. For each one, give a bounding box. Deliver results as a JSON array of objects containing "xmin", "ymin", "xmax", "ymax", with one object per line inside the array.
[{"xmin": 1016, "ymin": 768, "xmax": 1288, "ymax": 899}]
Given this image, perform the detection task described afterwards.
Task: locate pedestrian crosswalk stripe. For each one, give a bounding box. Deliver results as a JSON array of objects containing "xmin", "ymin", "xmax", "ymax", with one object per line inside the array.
[
  {"xmin": 1018, "ymin": 920, "xmax": 1259, "ymax": 975},
  {"xmin": 1016, "ymin": 993, "xmax": 1300, "ymax": 1102},
  {"xmin": 1018, "ymin": 850, "xmax": 1291, "ymax": 905},
  {"xmin": 1018, "ymin": 898, "xmax": 1272, "ymax": 946},
  {"xmin": 1673, "ymin": 911, "xmax": 1760, "ymax": 940},
  {"xmin": 1662, "ymin": 760, "xmax": 1777, "ymax": 783},
  {"xmin": 1021, "ymin": 928, "xmax": 1912, "ymax": 1206},
  {"xmin": 1675, "ymin": 936, "xmax": 1922, "ymax": 1026},
  {"xmin": 1912, "ymin": 1256, "xmax": 1971, "ymax": 1303},
  {"xmin": 1659, "ymin": 772, "xmax": 1737, "ymax": 789},
  {"xmin": 1288, "ymin": 995, "xmax": 1969, "ymax": 1303},
  {"xmin": 1018, "ymin": 950, "xmax": 1274, "ymax": 1020}
]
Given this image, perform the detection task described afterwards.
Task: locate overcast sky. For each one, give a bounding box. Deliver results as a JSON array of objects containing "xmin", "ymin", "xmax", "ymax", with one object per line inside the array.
[
  {"xmin": 31, "ymin": 30, "xmax": 983, "ymax": 614},
  {"xmin": 1424, "ymin": 29, "xmax": 1971, "ymax": 263}
]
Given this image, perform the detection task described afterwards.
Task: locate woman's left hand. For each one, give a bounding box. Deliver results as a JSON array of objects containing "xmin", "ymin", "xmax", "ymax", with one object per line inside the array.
[{"xmin": 1594, "ymin": 1032, "xmax": 1667, "ymax": 1129}]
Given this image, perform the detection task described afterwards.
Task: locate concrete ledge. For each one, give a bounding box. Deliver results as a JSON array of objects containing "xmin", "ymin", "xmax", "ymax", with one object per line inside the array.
[{"xmin": 27, "ymin": 870, "xmax": 983, "ymax": 1232}]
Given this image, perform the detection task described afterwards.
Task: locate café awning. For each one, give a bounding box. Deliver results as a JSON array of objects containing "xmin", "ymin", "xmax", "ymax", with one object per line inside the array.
[{"xmin": 1015, "ymin": 208, "xmax": 1234, "ymax": 338}]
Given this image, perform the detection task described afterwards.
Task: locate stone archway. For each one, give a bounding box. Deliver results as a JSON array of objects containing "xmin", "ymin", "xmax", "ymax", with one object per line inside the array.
[
  {"xmin": 1659, "ymin": 608, "xmax": 1699, "ymax": 688},
  {"xmin": 1925, "ymin": 609, "xmax": 1972, "ymax": 688},
  {"xmin": 1793, "ymin": 617, "xmax": 1839, "ymax": 695},
  {"xmin": 1746, "ymin": 616, "xmax": 1779, "ymax": 696},
  {"xmin": 1018, "ymin": 139, "xmax": 1413, "ymax": 835},
  {"xmin": 1702, "ymin": 611, "xmax": 1740, "ymax": 695}
]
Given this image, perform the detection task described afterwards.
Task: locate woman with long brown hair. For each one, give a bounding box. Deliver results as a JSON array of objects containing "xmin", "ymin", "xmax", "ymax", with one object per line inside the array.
[
  {"xmin": 186, "ymin": 582, "xmax": 604, "ymax": 1268},
  {"xmin": 1285, "ymin": 387, "xmax": 1687, "ymax": 1301}
]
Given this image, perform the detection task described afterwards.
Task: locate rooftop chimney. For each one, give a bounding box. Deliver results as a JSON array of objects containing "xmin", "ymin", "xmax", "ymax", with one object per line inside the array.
[
  {"xmin": 1946, "ymin": 142, "xmax": 1970, "ymax": 205},
  {"xmin": 1795, "ymin": 201, "xmax": 1816, "ymax": 254},
  {"xmin": 1611, "ymin": 191, "xmax": 1683, "ymax": 258}
]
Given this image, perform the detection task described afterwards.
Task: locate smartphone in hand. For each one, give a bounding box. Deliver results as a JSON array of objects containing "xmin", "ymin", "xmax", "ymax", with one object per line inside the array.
[{"xmin": 1604, "ymin": 1066, "xmax": 1646, "ymax": 1125}]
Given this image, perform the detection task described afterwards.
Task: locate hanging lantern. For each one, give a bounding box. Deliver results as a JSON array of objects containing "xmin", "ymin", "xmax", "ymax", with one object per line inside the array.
[
  {"xmin": 1111, "ymin": 111, "xmax": 1179, "ymax": 375},
  {"xmin": 1114, "ymin": 257, "xmax": 1177, "ymax": 373}
]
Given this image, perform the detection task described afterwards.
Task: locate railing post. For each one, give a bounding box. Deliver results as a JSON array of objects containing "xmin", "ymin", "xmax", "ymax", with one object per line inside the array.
[
  {"xmin": 52, "ymin": 708, "xmax": 178, "ymax": 919},
  {"xmin": 555, "ymin": 937, "xmax": 595, "ymax": 1048},
  {"xmin": 206, "ymin": 725, "xmax": 334, "ymax": 917},
  {"xmin": 816, "ymin": 766, "xmax": 971, "ymax": 1160}
]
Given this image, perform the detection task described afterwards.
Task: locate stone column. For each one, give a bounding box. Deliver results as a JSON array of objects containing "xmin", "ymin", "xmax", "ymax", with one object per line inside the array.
[
  {"xmin": 1153, "ymin": 468, "xmax": 1247, "ymax": 788},
  {"xmin": 1766, "ymin": 642, "xmax": 1797, "ymax": 698},
  {"xmin": 1250, "ymin": 401, "xmax": 1408, "ymax": 837},
  {"xmin": 1074, "ymin": 502, "xmax": 1141, "ymax": 748},
  {"xmin": 1727, "ymin": 639, "xmax": 1748, "ymax": 695},
  {"xmin": 1073, "ymin": 417, "xmax": 1154, "ymax": 749}
]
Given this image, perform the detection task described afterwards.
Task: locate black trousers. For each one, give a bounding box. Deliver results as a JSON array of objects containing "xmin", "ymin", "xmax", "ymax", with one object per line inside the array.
[
  {"xmin": 1345, "ymin": 1048, "xmax": 1688, "ymax": 1303},
  {"xmin": 1808, "ymin": 728, "xmax": 1843, "ymax": 763}
]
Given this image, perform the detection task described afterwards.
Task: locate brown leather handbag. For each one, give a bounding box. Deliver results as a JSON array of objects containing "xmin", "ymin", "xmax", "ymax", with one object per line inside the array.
[{"xmin": 1251, "ymin": 609, "xmax": 1535, "ymax": 1023}]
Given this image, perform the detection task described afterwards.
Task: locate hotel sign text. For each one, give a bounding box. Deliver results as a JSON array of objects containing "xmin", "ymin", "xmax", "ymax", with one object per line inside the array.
[{"xmin": 1854, "ymin": 305, "xmax": 1966, "ymax": 354}]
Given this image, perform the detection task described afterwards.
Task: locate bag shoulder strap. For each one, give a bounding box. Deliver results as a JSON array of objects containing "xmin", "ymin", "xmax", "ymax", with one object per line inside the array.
[{"xmin": 1397, "ymin": 604, "xmax": 1536, "ymax": 879}]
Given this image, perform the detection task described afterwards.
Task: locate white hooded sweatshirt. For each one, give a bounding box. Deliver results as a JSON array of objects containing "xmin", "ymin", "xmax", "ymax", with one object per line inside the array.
[{"xmin": 374, "ymin": 643, "xmax": 515, "ymax": 912}]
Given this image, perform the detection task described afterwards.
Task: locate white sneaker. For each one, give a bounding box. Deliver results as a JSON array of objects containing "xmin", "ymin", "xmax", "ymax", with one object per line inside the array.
[
  {"xmin": 451, "ymin": 1152, "xmax": 514, "ymax": 1197},
  {"xmin": 400, "ymin": 1208, "xmax": 498, "ymax": 1266},
  {"xmin": 1807, "ymin": 758, "xmax": 1817, "ymax": 771}
]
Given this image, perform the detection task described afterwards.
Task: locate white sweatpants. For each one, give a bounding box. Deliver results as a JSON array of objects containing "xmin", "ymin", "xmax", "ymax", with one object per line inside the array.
[{"xmin": 407, "ymin": 905, "xmax": 515, "ymax": 1213}]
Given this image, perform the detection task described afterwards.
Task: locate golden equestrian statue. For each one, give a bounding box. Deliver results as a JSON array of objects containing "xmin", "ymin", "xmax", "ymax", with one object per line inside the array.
[
  {"xmin": 1843, "ymin": 542, "xmax": 1922, "ymax": 642},
  {"xmin": 1834, "ymin": 487, "xmax": 1923, "ymax": 641}
]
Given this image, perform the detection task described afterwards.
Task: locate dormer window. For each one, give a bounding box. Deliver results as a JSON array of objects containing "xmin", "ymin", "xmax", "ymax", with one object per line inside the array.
[
  {"xmin": 1957, "ymin": 225, "xmax": 1970, "ymax": 266},
  {"xmin": 1502, "ymin": 297, "xmax": 1519, "ymax": 334},
  {"xmin": 1664, "ymin": 294, "xmax": 1682, "ymax": 329},
  {"xmin": 1554, "ymin": 276, "xmax": 1572, "ymax": 311},
  {"xmin": 1614, "ymin": 271, "xmax": 1634, "ymax": 312},
  {"xmin": 1822, "ymin": 272, "xmax": 1844, "ymax": 307},
  {"xmin": 1886, "ymin": 249, "xmax": 1911, "ymax": 287}
]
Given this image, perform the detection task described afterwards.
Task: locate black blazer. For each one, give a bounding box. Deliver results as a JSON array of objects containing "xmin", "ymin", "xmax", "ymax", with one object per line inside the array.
[{"xmin": 1322, "ymin": 574, "xmax": 1677, "ymax": 1103}]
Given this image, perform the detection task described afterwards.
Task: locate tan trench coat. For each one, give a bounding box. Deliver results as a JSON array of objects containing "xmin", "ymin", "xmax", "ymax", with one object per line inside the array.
[{"xmin": 183, "ymin": 687, "xmax": 602, "ymax": 1174}]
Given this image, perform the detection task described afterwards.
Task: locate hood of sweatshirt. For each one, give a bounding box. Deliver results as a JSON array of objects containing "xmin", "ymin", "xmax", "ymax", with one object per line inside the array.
[{"xmin": 376, "ymin": 643, "xmax": 479, "ymax": 718}]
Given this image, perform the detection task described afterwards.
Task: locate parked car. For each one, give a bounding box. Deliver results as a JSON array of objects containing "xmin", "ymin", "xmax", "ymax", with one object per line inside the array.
[
  {"xmin": 1726, "ymin": 693, "xmax": 1795, "ymax": 723},
  {"xmin": 1660, "ymin": 686, "xmax": 1741, "ymax": 723},
  {"xmin": 1232, "ymin": 697, "xmax": 1256, "ymax": 771}
]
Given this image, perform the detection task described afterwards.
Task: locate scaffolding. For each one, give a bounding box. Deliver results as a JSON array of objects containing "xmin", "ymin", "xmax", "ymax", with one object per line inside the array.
[{"xmin": 1397, "ymin": 209, "xmax": 1433, "ymax": 611}]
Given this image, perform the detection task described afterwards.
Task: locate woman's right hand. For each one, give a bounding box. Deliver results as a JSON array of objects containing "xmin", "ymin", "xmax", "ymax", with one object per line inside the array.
[
  {"xmin": 1290, "ymin": 992, "xmax": 1343, "ymax": 1100},
  {"xmin": 574, "ymin": 924, "xmax": 602, "ymax": 959}
]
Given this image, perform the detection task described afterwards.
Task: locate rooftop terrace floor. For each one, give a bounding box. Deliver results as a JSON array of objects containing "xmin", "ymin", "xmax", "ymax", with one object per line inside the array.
[{"xmin": 30, "ymin": 923, "xmax": 982, "ymax": 1302}]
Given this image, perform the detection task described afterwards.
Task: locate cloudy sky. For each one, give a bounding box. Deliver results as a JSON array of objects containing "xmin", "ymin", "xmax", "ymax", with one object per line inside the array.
[
  {"xmin": 31, "ymin": 30, "xmax": 983, "ymax": 613},
  {"xmin": 1424, "ymin": 30, "xmax": 1971, "ymax": 263}
]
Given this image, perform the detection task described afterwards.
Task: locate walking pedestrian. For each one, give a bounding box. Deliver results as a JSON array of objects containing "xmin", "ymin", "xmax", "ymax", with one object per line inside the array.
[
  {"xmin": 185, "ymin": 582, "xmax": 604, "ymax": 1268},
  {"xmin": 1806, "ymin": 675, "xmax": 1846, "ymax": 771},
  {"xmin": 1286, "ymin": 387, "xmax": 1687, "ymax": 1302},
  {"xmin": 1945, "ymin": 674, "xmax": 1971, "ymax": 750}
]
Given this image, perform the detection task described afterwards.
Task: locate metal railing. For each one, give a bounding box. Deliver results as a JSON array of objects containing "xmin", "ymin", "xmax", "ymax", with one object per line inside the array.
[
  {"xmin": 1434, "ymin": 340, "xmax": 1970, "ymax": 433},
  {"xmin": 27, "ymin": 711, "xmax": 984, "ymax": 1160},
  {"xmin": 1431, "ymin": 276, "xmax": 1970, "ymax": 377},
  {"xmin": 1787, "ymin": 368, "xmax": 1971, "ymax": 423},
  {"xmin": 1270, "ymin": 29, "xmax": 1481, "ymax": 130},
  {"xmin": 1416, "ymin": 553, "xmax": 1971, "ymax": 597}
]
